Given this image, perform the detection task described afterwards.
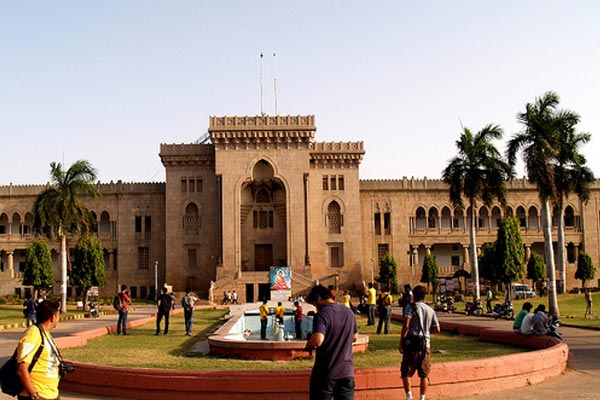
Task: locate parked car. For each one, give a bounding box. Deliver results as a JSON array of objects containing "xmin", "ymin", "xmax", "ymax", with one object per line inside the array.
[{"xmin": 512, "ymin": 283, "xmax": 536, "ymax": 299}]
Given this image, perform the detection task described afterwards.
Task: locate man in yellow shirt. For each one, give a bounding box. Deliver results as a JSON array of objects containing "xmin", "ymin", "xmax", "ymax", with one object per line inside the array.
[
  {"xmin": 274, "ymin": 302, "xmax": 285, "ymax": 324},
  {"xmin": 365, "ymin": 282, "xmax": 377, "ymax": 326},
  {"xmin": 17, "ymin": 300, "xmax": 62, "ymax": 400},
  {"xmin": 259, "ymin": 299, "xmax": 270, "ymax": 340}
]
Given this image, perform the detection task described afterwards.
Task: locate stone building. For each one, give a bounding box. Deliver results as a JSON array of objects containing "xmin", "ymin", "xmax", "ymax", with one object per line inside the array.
[{"xmin": 0, "ymin": 115, "xmax": 597, "ymax": 300}]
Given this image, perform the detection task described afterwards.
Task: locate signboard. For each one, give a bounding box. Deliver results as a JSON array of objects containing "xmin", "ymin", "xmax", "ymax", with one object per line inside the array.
[{"xmin": 270, "ymin": 266, "xmax": 292, "ymax": 301}]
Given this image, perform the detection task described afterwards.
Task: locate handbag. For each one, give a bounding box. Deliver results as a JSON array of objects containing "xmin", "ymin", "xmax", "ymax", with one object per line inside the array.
[
  {"xmin": 401, "ymin": 303, "xmax": 427, "ymax": 353},
  {"xmin": 0, "ymin": 325, "xmax": 45, "ymax": 396}
]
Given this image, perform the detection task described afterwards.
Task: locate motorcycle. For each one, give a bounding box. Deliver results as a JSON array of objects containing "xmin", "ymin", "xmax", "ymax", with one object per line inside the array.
[
  {"xmin": 492, "ymin": 300, "xmax": 514, "ymax": 320},
  {"xmin": 435, "ymin": 294, "xmax": 455, "ymax": 313},
  {"xmin": 465, "ymin": 298, "xmax": 484, "ymax": 316},
  {"xmin": 87, "ymin": 300, "xmax": 100, "ymax": 318},
  {"xmin": 549, "ymin": 316, "xmax": 562, "ymax": 340}
]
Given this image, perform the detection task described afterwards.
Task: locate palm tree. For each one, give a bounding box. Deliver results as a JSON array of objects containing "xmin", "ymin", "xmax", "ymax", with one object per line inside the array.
[
  {"xmin": 507, "ymin": 91, "xmax": 578, "ymax": 316},
  {"xmin": 442, "ymin": 124, "xmax": 513, "ymax": 300},
  {"xmin": 555, "ymin": 129, "xmax": 595, "ymax": 292},
  {"xmin": 33, "ymin": 160, "xmax": 100, "ymax": 312}
]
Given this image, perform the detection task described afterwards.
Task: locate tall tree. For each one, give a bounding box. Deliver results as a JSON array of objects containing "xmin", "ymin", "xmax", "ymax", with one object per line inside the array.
[
  {"xmin": 377, "ymin": 253, "xmax": 398, "ymax": 294},
  {"xmin": 478, "ymin": 242, "xmax": 500, "ymax": 289},
  {"xmin": 32, "ymin": 160, "xmax": 100, "ymax": 312},
  {"xmin": 554, "ymin": 128, "xmax": 595, "ymax": 293},
  {"xmin": 22, "ymin": 239, "xmax": 55, "ymax": 299},
  {"xmin": 496, "ymin": 217, "xmax": 525, "ymax": 298},
  {"xmin": 507, "ymin": 91, "xmax": 577, "ymax": 316},
  {"xmin": 420, "ymin": 254, "xmax": 438, "ymax": 299},
  {"xmin": 526, "ymin": 252, "xmax": 546, "ymax": 294},
  {"xmin": 70, "ymin": 234, "xmax": 107, "ymax": 308},
  {"xmin": 575, "ymin": 252, "xmax": 595, "ymax": 289},
  {"xmin": 442, "ymin": 124, "xmax": 513, "ymax": 300}
]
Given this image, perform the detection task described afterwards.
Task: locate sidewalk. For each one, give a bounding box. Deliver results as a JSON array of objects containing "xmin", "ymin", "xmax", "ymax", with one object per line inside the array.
[{"xmin": 2, "ymin": 308, "xmax": 598, "ymax": 399}]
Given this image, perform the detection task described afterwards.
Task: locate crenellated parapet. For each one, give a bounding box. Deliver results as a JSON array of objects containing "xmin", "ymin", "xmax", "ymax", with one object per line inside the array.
[
  {"xmin": 208, "ymin": 115, "xmax": 316, "ymax": 150},
  {"xmin": 310, "ymin": 141, "xmax": 364, "ymax": 169},
  {"xmin": 0, "ymin": 182, "xmax": 165, "ymax": 197},
  {"xmin": 160, "ymin": 144, "xmax": 215, "ymax": 168}
]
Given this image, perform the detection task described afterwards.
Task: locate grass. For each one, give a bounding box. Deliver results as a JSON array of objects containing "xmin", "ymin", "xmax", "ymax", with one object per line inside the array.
[
  {"xmin": 61, "ymin": 309, "xmax": 524, "ymax": 371},
  {"xmin": 0, "ymin": 304, "xmax": 87, "ymax": 326},
  {"xmin": 509, "ymin": 292, "xmax": 600, "ymax": 328}
]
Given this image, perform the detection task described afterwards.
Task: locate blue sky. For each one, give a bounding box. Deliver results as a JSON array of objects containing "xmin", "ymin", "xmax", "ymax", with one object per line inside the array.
[{"xmin": 2, "ymin": 1, "xmax": 599, "ymax": 184}]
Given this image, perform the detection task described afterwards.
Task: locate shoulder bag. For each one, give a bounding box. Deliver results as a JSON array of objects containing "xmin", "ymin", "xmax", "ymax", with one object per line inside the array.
[
  {"xmin": 401, "ymin": 303, "xmax": 427, "ymax": 353},
  {"xmin": 0, "ymin": 325, "xmax": 45, "ymax": 396}
]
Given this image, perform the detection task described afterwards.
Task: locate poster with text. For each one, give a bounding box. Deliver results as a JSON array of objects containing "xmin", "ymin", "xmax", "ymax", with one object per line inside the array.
[{"xmin": 270, "ymin": 266, "xmax": 292, "ymax": 301}]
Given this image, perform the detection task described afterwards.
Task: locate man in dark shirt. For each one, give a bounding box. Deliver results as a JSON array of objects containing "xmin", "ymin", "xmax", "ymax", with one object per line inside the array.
[
  {"xmin": 307, "ymin": 285, "xmax": 358, "ymax": 400},
  {"xmin": 155, "ymin": 287, "xmax": 173, "ymax": 335}
]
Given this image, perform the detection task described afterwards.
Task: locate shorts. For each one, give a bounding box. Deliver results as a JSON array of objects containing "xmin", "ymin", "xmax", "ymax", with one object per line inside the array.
[{"xmin": 400, "ymin": 349, "xmax": 431, "ymax": 378}]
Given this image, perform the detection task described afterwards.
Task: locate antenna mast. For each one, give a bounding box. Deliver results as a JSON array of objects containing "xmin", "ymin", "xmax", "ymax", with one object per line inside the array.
[
  {"xmin": 260, "ymin": 53, "xmax": 264, "ymax": 116},
  {"xmin": 273, "ymin": 53, "xmax": 278, "ymax": 116}
]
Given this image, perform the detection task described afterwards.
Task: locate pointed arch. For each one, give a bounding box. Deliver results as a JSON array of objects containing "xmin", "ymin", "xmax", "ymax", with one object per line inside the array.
[{"xmin": 327, "ymin": 200, "xmax": 342, "ymax": 234}]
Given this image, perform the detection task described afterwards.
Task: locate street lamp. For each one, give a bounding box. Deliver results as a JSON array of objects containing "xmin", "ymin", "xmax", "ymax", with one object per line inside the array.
[
  {"xmin": 154, "ymin": 261, "xmax": 159, "ymax": 301},
  {"xmin": 411, "ymin": 248, "xmax": 418, "ymax": 287}
]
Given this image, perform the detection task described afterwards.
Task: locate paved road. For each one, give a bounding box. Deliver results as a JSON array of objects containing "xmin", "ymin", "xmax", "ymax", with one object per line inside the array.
[{"xmin": 1, "ymin": 308, "xmax": 598, "ymax": 399}]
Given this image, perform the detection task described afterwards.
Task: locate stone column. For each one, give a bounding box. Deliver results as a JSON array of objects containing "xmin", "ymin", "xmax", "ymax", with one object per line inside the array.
[
  {"xmin": 7, "ymin": 251, "xmax": 14, "ymax": 278},
  {"xmin": 525, "ymin": 244, "xmax": 531, "ymax": 262},
  {"xmin": 108, "ymin": 249, "xmax": 115, "ymax": 272},
  {"xmin": 463, "ymin": 246, "xmax": 469, "ymax": 265}
]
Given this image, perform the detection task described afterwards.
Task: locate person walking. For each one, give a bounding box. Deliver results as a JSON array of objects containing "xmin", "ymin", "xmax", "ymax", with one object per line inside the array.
[
  {"xmin": 181, "ymin": 288, "xmax": 198, "ymax": 336},
  {"xmin": 294, "ymin": 300, "xmax": 303, "ymax": 340},
  {"xmin": 306, "ymin": 285, "xmax": 358, "ymax": 400},
  {"xmin": 23, "ymin": 293, "xmax": 37, "ymax": 328},
  {"xmin": 365, "ymin": 282, "xmax": 377, "ymax": 326},
  {"xmin": 259, "ymin": 299, "xmax": 269, "ymax": 340},
  {"xmin": 485, "ymin": 287, "xmax": 493, "ymax": 313},
  {"xmin": 155, "ymin": 287, "xmax": 173, "ymax": 335},
  {"xmin": 376, "ymin": 285, "xmax": 393, "ymax": 334},
  {"xmin": 16, "ymin": 300, "xmax": 64, "ymax": 400},
  {"xmin": 116, "ymin": 285, "xmax": 131, "ymax": 335},
  {"xmin": 399, "ymin": 285, "xmax": 440, "ymax": 400},
  {"xmin": 585, "ymin": 289, "xmax": 593, "ymax": 317}
]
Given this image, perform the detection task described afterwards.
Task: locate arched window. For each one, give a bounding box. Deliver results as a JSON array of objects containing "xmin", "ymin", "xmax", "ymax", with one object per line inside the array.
[
  {"xmin": 0, "ymin": 213, "xmax": 8, "ymax": 235},
  {"xmin": 516, "ymin": 206, "xmax": 526, "ymax": 227},
  {"xmin": 184, "ymin": 203, "xmax": 200, "ymax": 232},
  {"xmin": 24, "ymin": 212, "xmax": 34, "ymax": 235},
  {"xmin": 428, "ymin": 207, "xmax": 438, "ymax": 229},
  {"xmin": 256, "ymin": 188, "xmax": 271, "ymax": 204},
  {"xmin": 564, "ymin": 206, "xmax": 575, "ymax": 227},
  {"xmin": 100, "ymin": 211, "xmax": 111, "ymax": 235},
  {"xmin": 441, "ymin": 207, "xmax": 452, "ymax": 229},
  {"xmin": 11, "ymin": 213, "xmax": 21, "ymax": 235},
  {"xmin": 491, "ymin": 206, "xmax": 502, "ymax": 228},
  {"xmin": 528, "ymin": 206, "xmax": 539, "ymax": 230},
  {"xmin": 327, "ymin": 201, "xmax": 342, "ymax": 234},
  {"xmin": 478, "ymin": 207, "xmax": 489, "ymax": 228},
  {"xmin": 415, "ymin": 207, "xmax": 426, "ymax": 230}
]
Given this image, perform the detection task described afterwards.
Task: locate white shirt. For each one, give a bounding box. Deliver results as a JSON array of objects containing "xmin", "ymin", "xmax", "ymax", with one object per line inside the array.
[{"xmin": 521, "ymin": 313, "xmax": 534, "ymax": 335}]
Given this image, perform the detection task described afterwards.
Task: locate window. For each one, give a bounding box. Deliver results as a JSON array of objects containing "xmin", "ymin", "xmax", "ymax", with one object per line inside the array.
[
  {"xmin": 145, "ymin": 216, "xmax": 152, "ymax": 234},
  {"xmin": 253, "ymin": 210, "xmax": 273, "ymax": 229},
  {"xmin": 330, "ymin": 176, "xmax": 337, "ymax": 190},
  {"xmin": 328, "ymin": 201, "xmax": 342, "ymax": 234},
  {"xmin": 338, "ymin": 175, "xmax": 344, "ymax": 191},
  {"xmin": 135, "ymin": 216, "xmax": 142, "ymax": 233},
  {"xmin": 452, "ymin": 218, "xmax": 460, "ymax": 228},
  {"xmin": 181, "ymin": 178, "xmax": 187, "ymax": 193},
  {"xmin": 184, "ymin": 203, "xmax": 200, "ymax": 232},
  {"xmin": 188, "ymin": 248, "xmax": 197, "ymax": 269},
  {"xmin": 374, "ymin": 212, "xmax": 381, "ymax": 235},
  {"xmin": 322, "ymin": 176, "xmax": 329, "ymax": 190},
  {"xmin": 384, "ymin": 212, "xmax": 391, "ymax": 235},
  {"xmin": 451, "ymin": 256, "xmax": 460, "ymax": 266},
  {"xmin": 189, "ymin": 179, "xmax": 195, "ymax": 193},
  {"xmin": 140, "ymin": 286, "xmax": 147, "ymax": 300},
  {"xmin": 328, "ymin": 243, "xmax": 344, "ymax": 268},
  {"xmin": 377, "ymin": 244, "xmax": 389, "ymax": 266},
  {"xmin": 196, "ymin": 178, "xmax": 203, "ymax": 193},
  {"xmin": 428, "ymin": 217, "xmax": 436, "ymax": 229},
  {"xmin": 138, "ymin": 247, "xmax": 149, "ymax": 270}
]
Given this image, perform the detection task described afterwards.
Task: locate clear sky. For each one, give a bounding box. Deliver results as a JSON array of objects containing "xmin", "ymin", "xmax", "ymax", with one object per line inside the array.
[{"xmin": 2, "ymin": 1, "xmax": 599, "ymax": 184}]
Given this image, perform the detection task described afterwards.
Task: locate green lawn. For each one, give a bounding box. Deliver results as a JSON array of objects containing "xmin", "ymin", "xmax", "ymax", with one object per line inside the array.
[
  {"xmin": 509, "ymin": 292, "xmax": 600, "ymax": 327},
  {"xmin": 62, "ymin": 309, "xmax": 523, "ymax": 371},
  {"xmin": 0, "ymin": 304, "xmax": 95, "ymax": 326}
]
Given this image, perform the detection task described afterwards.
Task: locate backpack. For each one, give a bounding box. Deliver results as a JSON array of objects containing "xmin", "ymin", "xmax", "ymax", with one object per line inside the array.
[{"xmin": 113, "ymin": 294, "xmax": 123, "ymax": 311}]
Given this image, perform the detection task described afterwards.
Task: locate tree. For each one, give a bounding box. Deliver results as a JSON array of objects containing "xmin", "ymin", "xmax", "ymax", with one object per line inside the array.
[
  {"xmin": 526, "ymin": 252, "xmax": 546, "ymax": 294},
  {"xmin": 442, "ymin": 124, "xmax": 513, "ymax": 300},
  {"xmin": 22, "ymin": 239, "xmax": 54, "ymax": 299},
  {"xmin": 507, "ymin": 91, "xmax": 580, "ymax": 316},
  {"xmin": 478, "ymin": 242, "xmax": 500, "ymax": 289},
  {"xmin": 420, "ymin": 254, "xmax": 438, "ymax": 298},
  {"xmin": 554, "ymin": 129, "xmax": 595, "ymax": 293},
  {"xmin": 33, "ymin": 160, "xmax": 100, "ymax": 312},
  {"xmin": 377, "ymin": 253, "xmax": 398, "ymax": 294},
  {"xmin": 70, "ymin": 234, "xmax": 107, "ymax": 308},
  {"xmin": 575, "ymin": 252, "xmax": 595, "ymax": 289},
  {"xmin": 496, "ymin": 217, "xmax": 525, "ymax": 298}
]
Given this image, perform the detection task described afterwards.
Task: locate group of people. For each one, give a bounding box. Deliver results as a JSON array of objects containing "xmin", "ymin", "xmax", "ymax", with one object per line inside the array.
[
  {"xmin": 258, "ymin": 299, "xmax": 304, "ymax": 340},
  {"xmin": 221, "ymin": 290, "xmax": 239, "ymax": 305},
  {"xmin": 305, "ymin": 283, "xmax": 439, "ymax": 400},
  {"xmin": 512, "ymin": 302, "xmax": 559, "ymax": 337}
]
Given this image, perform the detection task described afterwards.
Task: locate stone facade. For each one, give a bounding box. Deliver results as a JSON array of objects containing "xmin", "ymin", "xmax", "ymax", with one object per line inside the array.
[{"xmin": 0, "ymin": 115, "xmax": 598, "ymax": 300}]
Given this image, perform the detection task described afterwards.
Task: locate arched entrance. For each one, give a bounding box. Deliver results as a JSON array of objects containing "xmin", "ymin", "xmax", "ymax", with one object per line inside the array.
[{"xmin": 240, "ymin": 160, "xmax": 287, "ymax": 272}]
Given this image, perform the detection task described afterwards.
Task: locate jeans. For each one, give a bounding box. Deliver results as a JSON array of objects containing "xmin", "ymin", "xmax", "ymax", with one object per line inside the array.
[
  {"xmin": 295, "ymin": 319, "xmax": 303, "ymax": 339},
  {"xmin": 376, "ymin": 306, "xmax": 391, "ymax": 334},
  {"xmin": 184, "ymin": 309, "xmax": 194, "ymax": 334},
  {"xmin": 367, "ymin": 304, "xmax": 375, "ymax": 325},
  {"xmin": 310, "ymin": 376, "xmax": 355, "ymax": 400},
  {"xmin": 260, "ymin": 318, "xmax": 267, "ymax": 339},
  {"xmin": 156, "ymin": 309, "xmax": 170, "ymax": 334},
  {"xmin": 117, "ymin": 310, "xmax": 128, "ymax": 334},
  {"xmin": 26, "ymin": 312, "xmax": 36, "ymax": 328}
]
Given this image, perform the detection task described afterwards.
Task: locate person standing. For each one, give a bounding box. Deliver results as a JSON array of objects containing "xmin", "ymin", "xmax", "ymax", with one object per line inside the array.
[
  {"xmin": 155, "ymin": 287, "xmax": 173, "ymax": 335},
  {"xmin": 232, "ymin": 290, "xmax": 239, "ymax": 304},
  {"xmin": 399, "ymin": 285, "xmax": 440, "ymax": 400},
  {"xmin": 181, "ymin": 288, "xmax": 198, "ymax": 336},
  {"xmin": 307, "ymin": 285, "xmax": 358, "ymax": 400},
  {"xmin": 365, "ymin": 282, "xmax": 377, "ymax": 326},
  {"xmin": 485, "ymin": 287, "xmax": 493, "ymax": 313},
  {"xmin": 376, "ymin": 285, "xmax": 393, "ymax": 334},
  {"xmin": 259, "ymin": 299, "xmax": 269, "ymax": 340},
  {"xmin": 16, "ymin": 300, "xmax": 63, "ymax": 400},
  {"xmin": 585, "ymin": 289, "xmax": 593, "ymax": 316},
  {"xmin": 117, "ymin": 285, "xmax": 131, "ymax": 335},
  {"xmin": 341, "ymin": 290, "xmax": 352, "ymax": 309},
  {"xmin": 294, "ymin": 300, "xmax": 303, "ymax": 340},
  {"xmin": 275, "ymin": 301, "xmax": 285, "ymax": 324},
  {"xmin": 23, "ymin": 294, "xmax": 37, "ymax": 327},
  {"xmin": 399, "ymin": 284, "xmax": 413, "ymax": 311}
]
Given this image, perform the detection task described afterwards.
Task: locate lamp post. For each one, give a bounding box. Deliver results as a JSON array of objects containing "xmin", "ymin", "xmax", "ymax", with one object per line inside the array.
[
  {"xmin": 154, "ymin": 261, "xmax": 159, "ymax": 301},
  {"xmin": 411, "ymin": 248, "xmax": 418, "ymax": 287}
]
